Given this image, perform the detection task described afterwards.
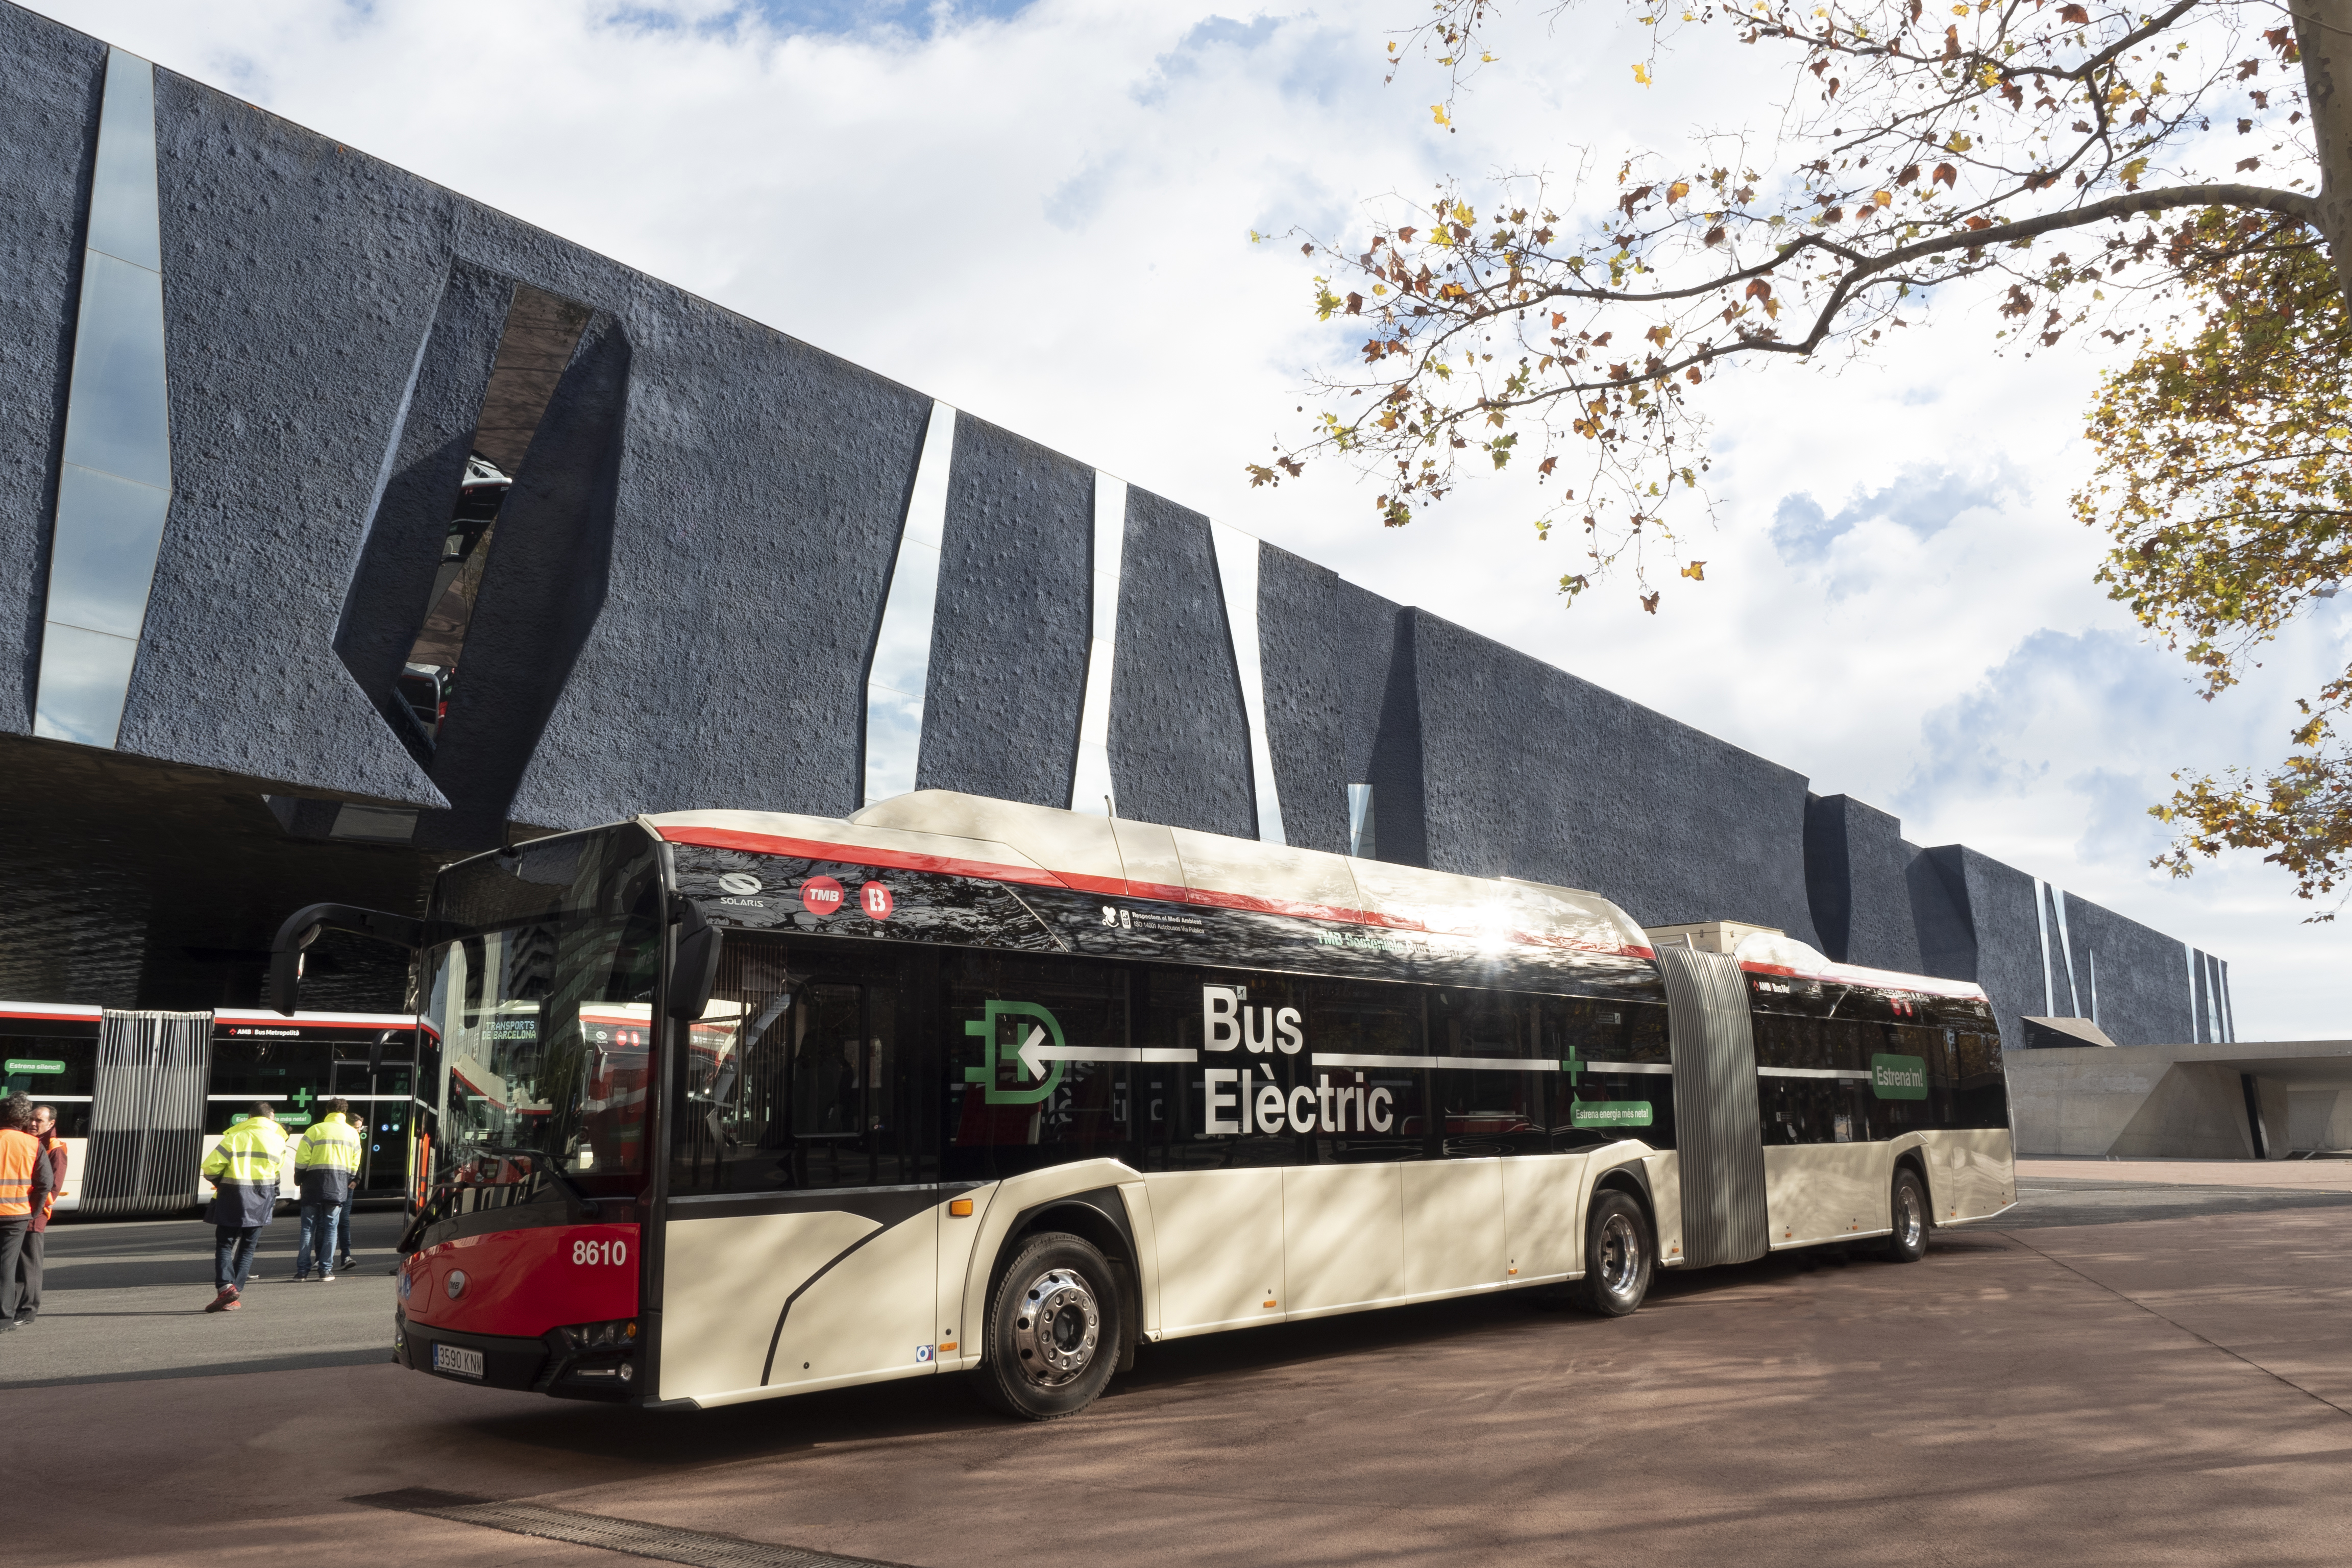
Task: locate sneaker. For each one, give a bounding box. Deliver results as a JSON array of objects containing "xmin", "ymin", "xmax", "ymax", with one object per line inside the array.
[
  {"xmin": 321, "ymin": 1272, "xmax": 336, "ymax": 1283},
  {"xmin": 14, "ymin": 1313, "xmax": 35, "ymax": 1327},
  {"xmin": 291, "ymin": 1274, "xmax": 310, "ymax": 1284},
  {"xmin": 205, "ymin": 1287, "xmax": 238, "ymax": 1313},
  {"xmin": 220, "ymin": 1298, "xmax": 243, "ymax": 1311}
]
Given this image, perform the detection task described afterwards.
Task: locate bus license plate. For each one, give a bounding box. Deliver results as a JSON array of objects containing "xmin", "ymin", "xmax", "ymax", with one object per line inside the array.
[{"xmin": 433, "ymin": 1343, "xmax": 484, "ymax": 1380}]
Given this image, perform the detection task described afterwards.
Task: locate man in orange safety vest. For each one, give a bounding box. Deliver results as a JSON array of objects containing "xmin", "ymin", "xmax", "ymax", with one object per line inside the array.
[{"xmin": 0, "ymin": 1092, "xmax": 59, "ymax": 1332}]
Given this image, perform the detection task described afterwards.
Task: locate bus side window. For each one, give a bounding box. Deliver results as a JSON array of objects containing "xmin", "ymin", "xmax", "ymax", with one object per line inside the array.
[{"xmin": 1561, "ymin": 997, "xmax": 1674, "ymax": 1150}]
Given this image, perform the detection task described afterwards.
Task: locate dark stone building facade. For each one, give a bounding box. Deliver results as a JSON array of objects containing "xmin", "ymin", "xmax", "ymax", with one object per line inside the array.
[{"xmin": 0, "ymin": 5, "xmax": 2236, "ymax": 1044}]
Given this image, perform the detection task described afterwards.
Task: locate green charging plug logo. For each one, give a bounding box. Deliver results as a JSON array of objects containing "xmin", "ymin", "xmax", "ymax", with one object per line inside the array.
[{"xmin": 964, "ymin": 1000, "xmax": 1068, "ymax": 1106}]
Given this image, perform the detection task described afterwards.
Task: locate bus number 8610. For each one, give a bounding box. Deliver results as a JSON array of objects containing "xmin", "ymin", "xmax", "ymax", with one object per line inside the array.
[{"xmin": 573, "ymin": 1239, "xmax": 628, "ymax": 1266}]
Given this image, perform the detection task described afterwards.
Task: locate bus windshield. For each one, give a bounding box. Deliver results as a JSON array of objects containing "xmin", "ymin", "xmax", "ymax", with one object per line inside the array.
[{"xmin": 422, "ymin": 825, "xmax": 663, "ymax": 1196}]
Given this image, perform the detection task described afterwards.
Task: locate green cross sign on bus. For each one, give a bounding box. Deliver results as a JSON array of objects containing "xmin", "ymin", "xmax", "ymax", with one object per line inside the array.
[{"xmin": 291, "ymin": 1086, "xmax": 315, "ymax": 1111}]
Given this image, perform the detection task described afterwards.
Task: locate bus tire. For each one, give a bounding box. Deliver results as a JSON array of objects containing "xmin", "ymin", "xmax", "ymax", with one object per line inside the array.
[
  {"xmin": 1882, "ymin": 1167, "xmax": 1929, "ymax": 1263},
  {"xmin": 972, "ymin": 1231, "xmax": 1122, "ymax": 1421},
  {"xmin": 1571, "ymin": 1190, "xmax": 1652, "ymax": 1317}
]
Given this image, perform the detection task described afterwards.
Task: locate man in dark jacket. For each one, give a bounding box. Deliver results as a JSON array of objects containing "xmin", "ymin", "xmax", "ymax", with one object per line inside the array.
[
  {"xmin": 200, "ymin": 1104, "xmax": 286, "ymax": 1313},
  {"xmin": 13, "ymin": 1102, "xmax": 68, "ymax": 1326},
  {"xmin": 291, "ymin": 1099, "xmax": 361, "ymax": 1282},
  {"xmin": 0, "ymin": 1092, "xmax": 58, "ymax": 1333}
]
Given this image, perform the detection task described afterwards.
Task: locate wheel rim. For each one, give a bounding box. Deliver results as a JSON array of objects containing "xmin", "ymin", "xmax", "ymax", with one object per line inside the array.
[
  {"xmin": 1597, "ymin": 1212, "xmax": 1641, "ymax": 1298},
  {"xmin": 1010, "ymin": 1266, "xmax": 1100, "ymax": 1387},
  {"xmin": 1895, "ymin": 1180, "xmax": 1923, "ymax": 1249}
]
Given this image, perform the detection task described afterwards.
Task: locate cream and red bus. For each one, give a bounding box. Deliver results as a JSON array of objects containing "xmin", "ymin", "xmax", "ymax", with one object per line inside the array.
[{"xmin": 271, "ymin": 790, "xmax": 2015, "ymax": 1418}]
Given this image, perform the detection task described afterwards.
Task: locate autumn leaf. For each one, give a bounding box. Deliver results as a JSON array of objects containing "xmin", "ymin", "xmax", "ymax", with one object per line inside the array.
[
  {"xmin": 1431, "ymin": 104, "xmax": 1451, "ymax": 127},
  {"xmin": 1640, "ymin": 592, "xmax": 1661, "ymax": 613},
  {"xmin": 2059, "ymin": 3, "xmax": 2088, "ymax": 19},
  {"xmin": 1667, "ymin": 180, "xmax": 1690, "ymax": 202},
  {"xmin": 1632, "ymin": 63, "xmax": 1652, "ymax": 86},
  {"xmin": 1680, "ymin": 560, "xmax": 1706, "ymax": 581},
  {"xmin": 1932, "ymin": 163, "xmax": 1957, "ymax": 186}
]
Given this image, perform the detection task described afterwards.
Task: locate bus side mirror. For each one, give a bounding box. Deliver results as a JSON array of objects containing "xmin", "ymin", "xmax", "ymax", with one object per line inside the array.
[
  {"xmin": 667, "ymin": 900, "xmax": 723, "ymax": 1021},
  {"xmin": 267, "ymin": 921, "xmax": 323, "ymax": 1016}
]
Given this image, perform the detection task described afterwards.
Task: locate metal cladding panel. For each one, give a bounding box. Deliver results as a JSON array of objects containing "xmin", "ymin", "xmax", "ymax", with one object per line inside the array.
[
  {"xmin": 115, "ymin": 66, "xmax": 449, "ymax": 805},
  {"xmin": 2060, "ymin": 888, "xmax": 2201, "ymax": 1048},
  {"xmin": 82, "ymin": 1008, "xmax": 210, "ymax": 1218},
  {"xmin": 1106, "ymin": 486, "xmax": 1255, "ymax": 838},
  {"xmin": 1803, "ymin": 794, "xmax": 1927, "ymax": 971},
  {"xmin": 915, "ymin": 412, "xmax": 1091, "ymax": 809},
  {"xmin": 1658, "ymin": 947, "xmax": 1768, "ymax": 1268},
  {"xmin": 1405, "ymin": 611, "xmax": 1821, "ymax": 945},
  {"xmin": 0, "ymin": 7, "xmax": 108, "ymax": 739}
]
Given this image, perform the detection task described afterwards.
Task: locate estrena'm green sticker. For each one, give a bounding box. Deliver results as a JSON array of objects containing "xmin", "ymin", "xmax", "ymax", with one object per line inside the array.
[{"xmin": 1871, "ymin": 1053, "xmax": 1928, "ymax": 1100}]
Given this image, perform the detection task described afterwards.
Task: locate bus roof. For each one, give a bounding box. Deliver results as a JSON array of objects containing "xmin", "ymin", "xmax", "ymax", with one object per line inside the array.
[{"xmin": 643, "ymin": 791, "xmax": 1658, "ymax": 960}]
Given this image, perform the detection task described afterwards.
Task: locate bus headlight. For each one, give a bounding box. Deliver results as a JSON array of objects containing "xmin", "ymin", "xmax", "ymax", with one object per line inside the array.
[{"xmin": 554, "ymin": 1318, "xmax": 637, "ymax": 1354}]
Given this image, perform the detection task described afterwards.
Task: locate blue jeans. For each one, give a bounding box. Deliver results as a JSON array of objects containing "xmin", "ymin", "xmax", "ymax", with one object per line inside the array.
[
  {"xmin": 335, "ymin": 1191, "xmax": 355, "ymax": 1265},
  {"xmin": 214, "ymin": 1225, "xmax": 260, "ymax": 1292},
  {"xmin": 297, "ymin": 1199, "xmax": 341, "ymax": 1278}
]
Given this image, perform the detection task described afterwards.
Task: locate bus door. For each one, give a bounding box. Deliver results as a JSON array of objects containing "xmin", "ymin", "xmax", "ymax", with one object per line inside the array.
[
  {"xmin": 664, "ymin": 942, "xmax": 942, "ymax": 1401},
  {"xmin": 330, "ymin": 1056, "xmax": 414, "ymax": 1197}
]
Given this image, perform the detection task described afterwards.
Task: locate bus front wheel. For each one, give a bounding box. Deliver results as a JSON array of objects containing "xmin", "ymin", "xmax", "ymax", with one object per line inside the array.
[
  {"xmin": 972, "ymin": 1231, "xmax": 1122, "ymax": 1420},
  {"xmin": 1571, "ymin": 1190, "xmax": 1652, "ymax": 1317},
  {"xmin": 1882, "ymin": 1167, "xmax": 1929, "ymax": 1263}
]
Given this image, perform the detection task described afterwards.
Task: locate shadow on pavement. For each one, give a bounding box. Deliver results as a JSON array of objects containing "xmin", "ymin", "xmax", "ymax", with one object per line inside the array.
[{"xmin": 7, "ymin": 1347, "xmax": 392, "ymax": 1390}]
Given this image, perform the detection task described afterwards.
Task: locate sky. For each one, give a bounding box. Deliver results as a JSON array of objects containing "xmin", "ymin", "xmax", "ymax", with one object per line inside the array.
[{"xmin": 27, "ymin": 0, "xmax": 2349, "ymax": 1037}]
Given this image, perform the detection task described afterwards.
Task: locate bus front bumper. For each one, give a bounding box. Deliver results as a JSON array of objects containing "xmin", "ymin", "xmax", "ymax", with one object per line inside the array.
[{"xmin": 393, "ymin": 1309, "xmax": 635, "ymax": 1402}]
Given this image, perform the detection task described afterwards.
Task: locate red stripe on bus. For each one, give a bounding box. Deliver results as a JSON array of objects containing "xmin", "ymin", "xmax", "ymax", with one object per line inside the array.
[
  {"xmin": 655, "ymin": 825, "xmax": 1072, "ymax": 890},
  {"xmin": 1739, "ymin": 960, "xmax": 1984, "ymax": 998},
  {"xmin": 659, "ymin": 824, "xmax": 1657, "ymax": 961}
]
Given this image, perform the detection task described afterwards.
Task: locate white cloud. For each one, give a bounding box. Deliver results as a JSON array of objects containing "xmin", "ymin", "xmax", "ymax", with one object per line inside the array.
[{"xmin": 30, "ymin": 0, "xmax": 2347, "ymax": 1035}]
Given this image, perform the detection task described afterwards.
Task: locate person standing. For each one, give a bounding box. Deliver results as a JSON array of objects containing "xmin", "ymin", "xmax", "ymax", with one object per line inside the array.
[
  {"xmin": 333, "ymin": 1110, "xmax": 361, "ymax": 1273},
  {"xmin": 0, "ymin": 1092, "xmax": 59, "ymax": 1333},
  {"xmin": 201, "ymin": 1104, "xmax": 286, "ymax": 1313},
  {"xmin": 14, "ymin": 1104, "xmax": 68, "ymax": 1326},
  {"xmin": 291, "ymin": 1098, "xmax": 361, "ymax": 1282}
]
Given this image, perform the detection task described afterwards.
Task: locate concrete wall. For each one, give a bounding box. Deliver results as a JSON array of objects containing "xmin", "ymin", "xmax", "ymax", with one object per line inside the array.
[
  {"xmin": 0, "ymin": 0, "xmax": 2241, "ymax": 1030},
  {"xmin": 2010, "ymin": 1052, "xmax": 2258, "ymax": 1159},
  {"xmin": 2287, "ymin": 1091, "xmax": 2352, "ymax": 1153},
  {"xmin": 2007, "ymin": 1041, "xmax": 2352, "ymax": 1158}
]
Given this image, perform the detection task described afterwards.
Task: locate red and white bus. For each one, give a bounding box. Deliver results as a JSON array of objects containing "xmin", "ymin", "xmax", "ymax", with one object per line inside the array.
[{"xmin": 275, "ymin": 790, "xmax": 2015, "ymax": 1417}]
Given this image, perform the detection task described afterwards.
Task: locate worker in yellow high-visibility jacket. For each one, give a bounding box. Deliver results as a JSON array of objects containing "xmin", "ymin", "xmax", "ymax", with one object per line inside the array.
[
  {"xmin": 200, "ymin": 1104, "xmax": 287, "ymax": 1313},
  {"xmin": 291, "ymin": 1100, "xmax": 362, "ymax": 1282}
]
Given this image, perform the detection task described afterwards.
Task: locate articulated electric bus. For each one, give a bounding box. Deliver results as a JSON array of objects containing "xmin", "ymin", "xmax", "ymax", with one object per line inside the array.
[
  {"xmin": 0, "ymin": 1003, "xmax": 425, "ymax": 1218},
  {"xmin": 271, "ymin": 791, "xmax": 2015, "ymax": 1419}
]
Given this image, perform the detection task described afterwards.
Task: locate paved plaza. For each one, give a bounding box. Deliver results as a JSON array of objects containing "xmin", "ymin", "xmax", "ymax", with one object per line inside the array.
[{"xmin": 8, "ymin": 1167, "xmax": 2351, "ymax": 1567}]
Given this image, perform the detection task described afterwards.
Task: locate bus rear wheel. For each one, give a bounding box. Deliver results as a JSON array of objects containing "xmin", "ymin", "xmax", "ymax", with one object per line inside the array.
[
  {"xmin": 972, "ymin": 1232, "xmax": 1122, "ymax": 1421},
  {"xmin": 1881, "ymin": 1167, "xmax": 1929, "ymax": 1263},
  {"xmin": 1571, "ymin": 1190, "xmax": 1652, "ymax": 1317}
]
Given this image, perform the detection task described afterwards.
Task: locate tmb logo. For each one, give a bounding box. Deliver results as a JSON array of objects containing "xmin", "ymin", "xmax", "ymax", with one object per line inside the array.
[{"xmin": 801, "ymin": 876, "xmax": 845, "ymax": 915}]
